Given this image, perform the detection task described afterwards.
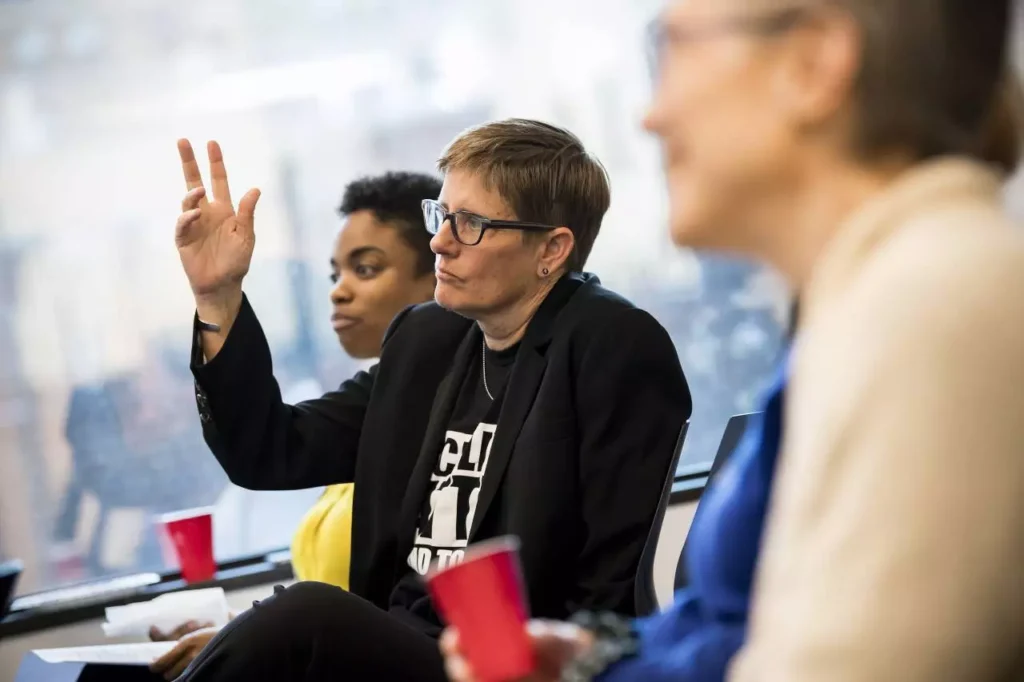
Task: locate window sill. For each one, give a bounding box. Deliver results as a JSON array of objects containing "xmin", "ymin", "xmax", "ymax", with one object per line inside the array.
[
  {"xmin": 668, "ymin": 460, "xmax": 712, "ymax": 505},
  {"xmin": 0, "ymin": 553, "xmax": 294, "ymax": 639},
  {"xmin": 1, "ymin": 464, "xmax": 712, "ymax": 639}
]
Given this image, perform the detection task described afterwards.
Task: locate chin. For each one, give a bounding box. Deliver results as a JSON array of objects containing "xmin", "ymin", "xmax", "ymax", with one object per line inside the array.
[
  {"xmin": 433, "ymin": 282, "xmax": 460, "ymax": 311},
  {"xmin": 665, "ymin": 170, "xmax": 704, "ymax": 247},
  {"xmin": 667, "ymin": 205, "xmax": 715, "ymax": 249},
  {"xmin": 433, "ymin": 285, "xmax": 483, "ymax": 320},
  {"xmin": 666, "ymin": 178, "xmax": 728, "ymax": 251},
  {"xmin": 338, "ymin": 333, "xmax": 373, "ymax": 360},
  {"xmin": 670, "ymin": 207, "xmax": 755, "ymax": 259}
]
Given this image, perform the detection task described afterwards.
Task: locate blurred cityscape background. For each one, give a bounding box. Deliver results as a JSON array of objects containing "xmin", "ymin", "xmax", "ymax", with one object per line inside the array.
[{"xmin": 5, "ymin": 0, "xmax": 1015, "ymax": 596}]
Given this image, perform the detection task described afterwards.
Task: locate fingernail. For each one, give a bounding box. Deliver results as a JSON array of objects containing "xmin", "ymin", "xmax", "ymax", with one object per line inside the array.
[
  {"xmin": 527, "ymin": 620, "xmax": 550, "ymax": 636},
  {"xmin": 550, "ymin": 622, "xmax": 581, "ymax": 639},
  {"xmin": 448, "ymin": 657, "xmax": 468, "ymax": 680}
]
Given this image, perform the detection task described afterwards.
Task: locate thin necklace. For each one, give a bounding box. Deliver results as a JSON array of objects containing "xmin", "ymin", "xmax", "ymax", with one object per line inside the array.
[{"xmin": 482, "ymin": 338, "xmax": 494, "ymax": 401}]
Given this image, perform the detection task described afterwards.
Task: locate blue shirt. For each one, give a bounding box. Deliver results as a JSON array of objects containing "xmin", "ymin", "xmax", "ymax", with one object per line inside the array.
[{"xmin": 599, "ymin": 359, "xmax": 787, "ymax": 681}]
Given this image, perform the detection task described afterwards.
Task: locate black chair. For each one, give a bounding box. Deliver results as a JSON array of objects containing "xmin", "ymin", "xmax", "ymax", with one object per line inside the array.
[
  {"xmin": 634, "ymin": 421, "xmax": 690, "ymax": 616},
  {"xmin": 673, "ymin": 413, "xmax": 758, "ymax": 592},
  {"xmin": 0, "ymin": 559, "xmax": 22, "ymax": 632}
]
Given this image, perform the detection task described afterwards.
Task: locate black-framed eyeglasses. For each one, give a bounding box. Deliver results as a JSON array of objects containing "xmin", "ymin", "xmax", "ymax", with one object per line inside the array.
[
  {"xmin": 646, "ymin": 7, "xmax": 808, "ymax": 83},
  {"xmin": 422, "ymin": 199, "xmax": 558, "ymax": 246}
]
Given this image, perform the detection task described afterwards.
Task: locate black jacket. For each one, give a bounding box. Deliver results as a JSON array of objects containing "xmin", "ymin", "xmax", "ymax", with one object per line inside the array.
[{"xmin": 191, "ymin": 273, "xmax": 691, "ymax": 629}]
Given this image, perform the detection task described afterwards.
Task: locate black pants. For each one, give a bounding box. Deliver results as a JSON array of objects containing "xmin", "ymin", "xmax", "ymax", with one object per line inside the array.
[{"xmin": 177, "ymin": 582, "xmax": 447, "ymax": 682}]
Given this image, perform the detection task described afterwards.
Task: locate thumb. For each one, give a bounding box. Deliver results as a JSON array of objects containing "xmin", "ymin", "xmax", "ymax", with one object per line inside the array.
[{"xmin": 236, "ymin": 188, "xmax": 261, "ymax": 226}]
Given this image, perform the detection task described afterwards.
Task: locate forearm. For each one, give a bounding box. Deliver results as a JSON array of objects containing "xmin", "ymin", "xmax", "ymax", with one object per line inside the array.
[
  {"xmin": 581, "ymin": 598, "xmax": 742, "ymax": 682},
  {"xmin": 193, "ymin": 294, "xmax": 365, "ymax": 490},
  {"xmin": 597, "ymin": 625, "xmax": 742, "ymax": 682}
]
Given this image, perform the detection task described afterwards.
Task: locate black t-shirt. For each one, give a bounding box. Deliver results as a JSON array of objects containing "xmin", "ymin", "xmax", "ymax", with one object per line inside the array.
[{"xmin": 389, "ymin": 338, "xmax": 519, "ymax": 633}]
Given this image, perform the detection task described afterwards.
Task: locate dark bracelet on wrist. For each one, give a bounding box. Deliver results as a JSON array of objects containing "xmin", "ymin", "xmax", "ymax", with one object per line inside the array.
[{"xmin": 560, "ymin": 611, "xmax": 640, "ymax": 682}]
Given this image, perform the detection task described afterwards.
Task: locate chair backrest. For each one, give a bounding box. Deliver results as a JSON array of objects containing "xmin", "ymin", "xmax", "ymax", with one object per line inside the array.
[
  {"xmin": 634, "ymin": 421, "xmax": 690, "ymax": 617},
  {"xmin": 0, "ymin": 559, "xmax": 22, "ymax": 621},
  {"xmin": 673, "ymin": 412, "xmax": 758, "ymax": 592}
]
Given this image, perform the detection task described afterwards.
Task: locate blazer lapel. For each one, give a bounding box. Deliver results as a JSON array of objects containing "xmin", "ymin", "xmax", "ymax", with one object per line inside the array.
[
  {"xmin": 395, "ymin": 326, "xmax": 479, "ymax": 554},
  {"xmin": 467, "ymin": 273, "xmax": 590, "ymax": 541},
  {"xmin": 468, "ymin": 343, "xmax": 546, "ymax": 540}
]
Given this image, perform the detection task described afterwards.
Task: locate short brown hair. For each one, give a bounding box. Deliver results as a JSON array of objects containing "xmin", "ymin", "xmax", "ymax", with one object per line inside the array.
[
  {"xmin": 839, "ymin": 0, "xmax": 1021, "ymax": 174},
  {"xmin": 437, "ymin": 118, "xmax": 611, "ymax": 272}
]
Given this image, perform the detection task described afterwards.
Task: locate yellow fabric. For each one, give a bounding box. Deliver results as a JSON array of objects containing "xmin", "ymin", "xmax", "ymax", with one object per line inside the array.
[{"xmin": 290, "ymin": 484, "xmax": 353, "ymax": 589}]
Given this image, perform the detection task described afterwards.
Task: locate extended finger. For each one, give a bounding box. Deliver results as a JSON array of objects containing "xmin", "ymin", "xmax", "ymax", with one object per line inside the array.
[
  {"xmin": 150, "ymin": 641, "xmax": 187, "ymax": 674},
  {"xmin": 444, "ymin": 654, "xmax": 476, "ymax": 682},
  {"xmin": 439, "ymin": 628, "xmax": 459, "ymax": 656},
  {"xmin": 236, "ymin": 188, "xmax": 261, "ymax": 227},
  {"xmin": 177, "ymin": 139, "xmax": 209, "ymax": 203},
  {"xmin": 164, "ymin": 647, "xmax": 199, "ymax": 681},
  {"xmin": 175, "ymin": 209, "xmax": 202, "ymax": 242},
  {"xmin": 170, "ymin": 620, "xmax": 204, "ymax": 640},
  {"xmin": 207, "ymin": 141, "xmax": 232, "ymax": 205},
  {"xmin": 181, "ymin": 186, "xmax": 206, "ymax": 212}
]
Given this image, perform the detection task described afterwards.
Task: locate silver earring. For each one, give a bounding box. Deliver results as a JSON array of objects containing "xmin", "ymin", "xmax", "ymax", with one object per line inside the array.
[{"xmin": 542, "ymin": 268, "xmax": 549, "ymax": 276}]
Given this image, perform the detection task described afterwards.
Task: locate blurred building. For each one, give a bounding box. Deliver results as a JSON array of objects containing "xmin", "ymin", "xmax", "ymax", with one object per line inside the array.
[{"xmin": 0, "ymin": 0, "xmax": 787, "ymax": 594}]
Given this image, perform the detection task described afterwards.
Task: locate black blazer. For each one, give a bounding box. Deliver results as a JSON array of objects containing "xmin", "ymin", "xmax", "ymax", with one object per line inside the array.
[{"xmin": 192, "ymin": 273, "xmax": 691, "ymax": 627}]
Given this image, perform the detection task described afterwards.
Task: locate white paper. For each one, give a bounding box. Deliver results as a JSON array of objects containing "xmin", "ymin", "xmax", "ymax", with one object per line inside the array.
[
  {"xmin": 101, "ymin": 587, "xmax": 230, "ymax": 638},
  {"xmin": 33, "ymin": 642, "xmax": 175, "ymax": 666}
]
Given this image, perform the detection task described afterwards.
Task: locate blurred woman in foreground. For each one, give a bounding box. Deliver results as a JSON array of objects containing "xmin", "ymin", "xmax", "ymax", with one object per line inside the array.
[
  {"xmin": 149, "ymin": 171, "xmax": 439, "ymax": 680},
  {"xmin": 443, "ymin": 0, "xmax": 1024, "ymax": 680}
]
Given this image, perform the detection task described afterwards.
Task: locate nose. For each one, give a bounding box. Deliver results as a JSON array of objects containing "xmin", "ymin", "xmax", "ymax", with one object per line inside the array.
[
  {"xmin": 429, "ymin": 217, "xmax": 458, "ymax": 256},
  {"xmin": 642, "ymin": 100, "xmax": 662, "ymax": 135},
  {"xmin": 330, "ymin": 274, "xmax": 353, "ymax": 304},
  {"xmin": 642, "ymin": 82, "xmax": 667, "ymax": 135}
]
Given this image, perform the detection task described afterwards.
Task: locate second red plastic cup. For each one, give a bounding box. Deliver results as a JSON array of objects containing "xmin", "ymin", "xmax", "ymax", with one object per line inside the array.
[
  {"xmin": 425, "ymin": 536, "xmax": 534, "ymax": 682},
  {"xmin": 157, "ymin": 507, "xmax": 216, "ymax": 584}
]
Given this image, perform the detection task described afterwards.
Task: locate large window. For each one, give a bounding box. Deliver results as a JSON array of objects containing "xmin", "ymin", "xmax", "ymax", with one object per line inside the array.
[{"xmin": 0, "ymin": 0, "xmax": 787, "ymax": 595}]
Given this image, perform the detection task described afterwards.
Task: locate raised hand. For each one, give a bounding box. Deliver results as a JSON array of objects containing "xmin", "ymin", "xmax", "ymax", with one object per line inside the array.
[{"xmin": 175, "ymin": 139, "xmax": 261, "ymax": 302}]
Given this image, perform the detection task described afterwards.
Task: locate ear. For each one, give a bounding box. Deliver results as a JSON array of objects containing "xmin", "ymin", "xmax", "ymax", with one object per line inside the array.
[
  {"xmin": 536, "ymin": 227, "xmax": 576, "ymax": 277},
  {"xmin": 775, "ymin": 8, "xmax": 860, "ymax": 129}
]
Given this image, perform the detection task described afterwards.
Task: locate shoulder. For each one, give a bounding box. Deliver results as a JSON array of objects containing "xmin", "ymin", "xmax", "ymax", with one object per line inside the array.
[
  {"xmin": 382, "ymin": 301, "xmax": 472, "ymax": 350},
  {"xmin": 561, "ymin": 277, "xmax": 690, "ymax": 412},
  {"xmin": 562, "ymin": 277, "xmax": 678, "ymax": 361},
  {"xmin": 572, "ymin": 277, "xmax": 669, "ymax": 331},
  {"xmin": 797, "ymin": 210, "xmax": 1024, "ymax": 401},
  {"xmin": 859, "ymin": 209, "xmax": 1024, "ymax": 338}
]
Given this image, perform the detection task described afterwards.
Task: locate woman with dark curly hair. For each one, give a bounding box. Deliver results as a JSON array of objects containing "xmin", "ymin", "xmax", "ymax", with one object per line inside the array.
[{"xmin": 150, "ymin": 171, "xmax": 440, "ymax": 680}]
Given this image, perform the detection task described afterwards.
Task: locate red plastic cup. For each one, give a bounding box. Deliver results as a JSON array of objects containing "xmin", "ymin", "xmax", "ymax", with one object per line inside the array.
[
  {"xmin": 156, "ymin": 507, "xmax": 216, "ymax": 584},
  {"xmin": 425, "ymin": 536, "xmax": 534, "ymax": 682}
]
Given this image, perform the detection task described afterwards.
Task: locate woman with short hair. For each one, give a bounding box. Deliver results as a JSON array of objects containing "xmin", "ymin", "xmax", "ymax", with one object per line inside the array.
[{"xmin": 170, "ymin": 119, "xmax": 691, "ymax": 680}]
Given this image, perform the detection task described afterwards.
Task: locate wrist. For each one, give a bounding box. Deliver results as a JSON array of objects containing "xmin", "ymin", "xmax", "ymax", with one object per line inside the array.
[
  {"xmin": 195, "ymin": 288, "xmax": 243, "ymax": 329},
  {"xmin": 192, "ymin": 288, "xmax": 242, "ymax": 365},
  {"xmin": 560, "ymin": 612, "xmax": 639, "ymax": 682}
]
